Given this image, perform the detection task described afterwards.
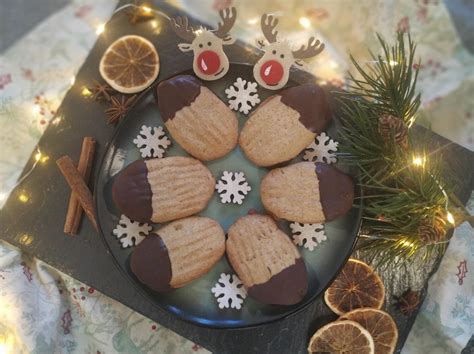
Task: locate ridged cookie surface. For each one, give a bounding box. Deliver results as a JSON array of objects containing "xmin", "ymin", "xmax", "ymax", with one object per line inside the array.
[
  {"xmin": 261, "ymin": 162, "xmax": 354, "ymax": 223},
  {"xmin": 156, "ymin": 75, "xmax": 238, "ymax": 161},
  {"xmin": 112, "ymin": 156, "xmax": 215, "ymax": 223},
  {"xmin": 226, "ymin": 214, "xmax": 308, "ymax": 305},
  {"xmin": 131, "ymin": 216, "xmax": 225, "ymax": 291},
  {"xmin": 239, "ymin": 83, "xmax": 331, "ymax": 166}
]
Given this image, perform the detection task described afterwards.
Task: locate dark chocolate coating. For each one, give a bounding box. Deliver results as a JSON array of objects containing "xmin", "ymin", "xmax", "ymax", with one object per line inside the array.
[
  {"xmin": 130, "ymin": 233, "xmax": 172, "ymax": 292},
  {"xmin": 315, "ymin": 162, "xmax": 354, "ymax": 221},
  {"xmin": 248, "ymin": 258, "xmax": 308, "ymax": 305},
  {"xmin": 112, "ymin": 159, "xmax": 153, "ymax": 223},
  {"xmin": 280, "ymin": 83, "xmax": 331, "ymax": 133},
  {"xmin": 156, "ymin": 75, "xmax": 202, "ymax": 122}
]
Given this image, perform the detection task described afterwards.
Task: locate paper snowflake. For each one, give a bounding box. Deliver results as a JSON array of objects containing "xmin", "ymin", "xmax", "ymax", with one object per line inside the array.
[
  {"xmin": 215, "ymin": 171, "xmax": 251, "ymax": 204},
  {"xmin": 133, "ymin": 125, "xmax": 171, "ymax": 158},
  {"xmin": 112, "ymin": 214, "xmax": 153, "ymax": 248},
  {"xmin": 289, "ymin": 222, "xmax": 327, "ymax": 251},
  {"xmin": 225, "ymin": 77, "xmax": 261, "ymax": 115},
  {"xmin": 303, "ymin": 132, "xmax": 339, "ymax": 164},
  {"xmin": 211, "ymin": 273, "xmax": 247, "ymax": 310}
]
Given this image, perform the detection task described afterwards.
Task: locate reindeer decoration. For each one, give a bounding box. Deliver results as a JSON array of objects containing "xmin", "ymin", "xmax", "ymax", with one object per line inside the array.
[
  {"xmin": 254, "ymin": 14, "xmax": 325, "ymax": 90},
  {"xmin": 170, "ymin": 7, "xmax": 237, "ymax": 81}
]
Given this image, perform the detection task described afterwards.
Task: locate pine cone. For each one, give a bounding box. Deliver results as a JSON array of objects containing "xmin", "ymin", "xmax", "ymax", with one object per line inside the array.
[
  {"xmin": 378, "ymin": 115, "xmax": 408, "ymax": 148},
  {"xmin": 418, "ymin": 209, "xmax": 447, "ymax": 244}
]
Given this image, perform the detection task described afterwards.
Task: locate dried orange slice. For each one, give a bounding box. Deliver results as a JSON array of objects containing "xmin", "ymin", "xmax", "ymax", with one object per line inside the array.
[
  {"xmin": 340, "ymin": 308, "xmax": 398, "ymax": 354},
  {"xmin": 324, "ymin": 258, "xmax": 385, "ymax": 315},
  {"xmin": 308, "ymin": 320, "xmax": 374, "ymax": 354},
  {"xmin": 99, "ymin": 35, "xmax": 160, "ymax": 94}
]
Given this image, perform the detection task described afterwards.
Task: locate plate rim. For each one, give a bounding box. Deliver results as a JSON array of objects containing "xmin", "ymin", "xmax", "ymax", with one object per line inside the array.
[{"xmin": 93, "ymin": 62, "xmax": 363, "ymax": 329}]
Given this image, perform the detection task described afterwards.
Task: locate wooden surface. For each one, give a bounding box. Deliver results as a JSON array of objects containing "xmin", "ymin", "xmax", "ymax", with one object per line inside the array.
[{"xmin": 0, "ymin": 1, "xmax": 473, "ymax": 353}]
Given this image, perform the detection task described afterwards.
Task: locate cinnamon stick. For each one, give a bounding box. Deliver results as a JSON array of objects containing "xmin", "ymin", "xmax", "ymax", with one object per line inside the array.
[
  {"xmin": 64, "ymin": 137, "xmax": 96, "ymax": 235},
  {"xmin": 57, "ymin": 155, "xmax": 98, "ymax": 232}
]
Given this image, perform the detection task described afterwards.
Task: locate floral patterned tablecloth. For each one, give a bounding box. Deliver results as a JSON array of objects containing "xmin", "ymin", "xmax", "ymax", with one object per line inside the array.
[{"xmin": 0, "ymin": 0, "xmax": 472, "ymax": 353}]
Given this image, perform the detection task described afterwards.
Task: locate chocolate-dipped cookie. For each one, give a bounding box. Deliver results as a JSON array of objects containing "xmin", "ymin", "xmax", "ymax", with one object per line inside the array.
[
  {"xmin": 261, "ymin": 162, "xmax": 354, "ymax": 223},
  {"xmin": 239, "ymin": 83, "xmax": 331, "ymax": 167},
  {"xmin": 131, "ymin": 216, "xmax": 225, "ymax": 291},
  {"xmin": 226, "ymin": 214, "xmax": 308, "ymax": 305},
  {"xmin": 112, "ymin": 156, "xmax": 215, "ymax": 223},
  {"xmin": 156, "ymin": 75, "xmax": 238, "ymax": 161}
]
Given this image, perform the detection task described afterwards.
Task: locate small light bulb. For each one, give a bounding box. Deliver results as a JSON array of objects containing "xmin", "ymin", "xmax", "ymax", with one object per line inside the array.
[
  {"xmin": 329, "ymin": 60, "xmax": 339, "ymax": 69},
  {"xmin": 247, "ymin": 17, "xmax": 259, "ymax": 25},
  {"xmin": 18, "ymin": 193, "xmax": 29, "ymax": 203},
  {"xmin": 299, "ymin": 17, "xmax": 311, "ymax": 29},
  {"xmin": 447, "ymin": 212, "xmax": 455, "ymax": 225},
  {"xmin": 18, "ymin": 233, "xmax": 34, "ymax": 246},
  {"xmin": 194, "ymin": 28, "xmax": 203, "ymax": 35},
  {"xmin": 412, "ymin": 156, "xmax": 425, "ymax": 167},
  {"xmin": 141, "ymin": 6, "xmax": 152, "ymax": 13},
  {"xmin": 41, "ymin": 155, "xmax": 50, "ymax": 163},
  {"xmin": 70, "ymin": 76, "xmax": 76, "ymax": 86},
  {"xmin": 0, "ymin": 335, "xmax": 14, "ymax": 354},
  {"xmin": 34, "ymin": 151, "xmax": 42, "ymax": 162},
  {"xmin": 96, "ymin": 23, "xmax": 105, "ymax": 35},
  {"xmin": 389, "ymin": 60, "xmax": 398, "ymax": 66},
  {"xmin": 32, "ymin": 104, "xmax": 41, "ymax": 115},
  {"xmin": 51, "ymin": 116, "xmax": 62, "ymax": 125},
  {"xmin": 81, "ymin": 87, "xmax": 92, "ymax": 97},
  {"xmin": 401, "ymin": 239, "xmax": 414, "ymax": 248}
]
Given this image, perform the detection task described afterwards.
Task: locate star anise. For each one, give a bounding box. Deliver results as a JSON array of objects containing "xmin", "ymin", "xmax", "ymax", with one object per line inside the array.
[
  {"xmin": 127, "ymin": 4, "xmax": 155, "ymax": 25},
  {"xmin": 394, "ymin": 289, "xmax": 421, "ymax": 316},
  {"xmin": 105, "ymin": 95, "xmax": 136, "ymax": 125},
  {"xmin": 90, "ymin": 80, "xmax": 113, "ymax": 101}
]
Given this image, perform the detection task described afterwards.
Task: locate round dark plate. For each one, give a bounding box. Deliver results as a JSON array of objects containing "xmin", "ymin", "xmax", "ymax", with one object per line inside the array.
[{"xmin": 95, "ymin": 63, "xmax": 361, "ymax": 329}]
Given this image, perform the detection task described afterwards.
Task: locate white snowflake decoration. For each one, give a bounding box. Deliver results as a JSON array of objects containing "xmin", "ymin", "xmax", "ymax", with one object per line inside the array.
[
  {"xmin": 133, "ymin": 125, "xmax": 171, "ymax": 158},
  {"xmin": 225, "ymin": 77, "xmax": 261, "ymax": 115},
  {"xmin": 303, "ymin": 132, "xmax": 339, "ymax": 164},
  {"xmin": 290, "ymin": 222, "xmax": 327, "ymax": 251},
  {"xmin": 112, "ymin": 214, "xmax": 153, "ymax": 248},
  {"xmin": 211, "ymin": 273, "xmax": 247, "ymax": 310},
  {"xmin": 215, "ymin": 171, "xmax": 251, "ymax": 204}
]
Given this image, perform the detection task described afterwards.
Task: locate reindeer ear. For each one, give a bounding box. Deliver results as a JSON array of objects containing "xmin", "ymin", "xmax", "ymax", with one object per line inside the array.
[
  {"xmin": 222, "ymin": 35, "xmax": 236, "ymax": 45},
  {"xmin": 178, "ymin": 43, "xmax": 193, "ymax": 52}
]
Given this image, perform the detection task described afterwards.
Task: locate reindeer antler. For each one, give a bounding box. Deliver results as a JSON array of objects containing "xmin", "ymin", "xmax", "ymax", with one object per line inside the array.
[
  {"xmin": 260, "ymin": 14, "xmax": 279, "ymax": 43},
  {"xmin": 214, "ymin": 7, "xmax": 237, "ymax": 39},
  {"xmin": 292, "ymin": 37, "xmax": 325, "ymax": 59},
  {"xmin": 170, "ymin": 16, "xmax": 196, "ymax": 42}
]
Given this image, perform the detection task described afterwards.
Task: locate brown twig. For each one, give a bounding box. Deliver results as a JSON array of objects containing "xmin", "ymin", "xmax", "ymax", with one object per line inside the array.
[
  {"xmin": 63, "ymin": 137, "xmax": 96, "ymax": 235},
  {"xmin": 57, "ymin": 155, "xmax": 98, "ymax": 232}
]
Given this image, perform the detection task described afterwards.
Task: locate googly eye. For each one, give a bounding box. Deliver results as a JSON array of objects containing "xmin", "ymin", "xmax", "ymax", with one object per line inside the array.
[
  {"xmin": 280, "ymin": 54, "xmax": 285, "ymax": 59},
  {"xmin": 199, "ymin": 44, "xmax": 203, "ymax": 48},
  {"xmin": 272, "ymin": 50, "xmax": 277, "ymax": 55},
  {"xmin": 207, "ymin": 42, "xmax": 212, "ymax": 46}
]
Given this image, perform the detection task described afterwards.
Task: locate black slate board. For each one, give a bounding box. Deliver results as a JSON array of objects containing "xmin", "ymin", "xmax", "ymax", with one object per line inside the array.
[{"xmin": 1, "ymin": 1, "xmax": 473, "ymax": 353}]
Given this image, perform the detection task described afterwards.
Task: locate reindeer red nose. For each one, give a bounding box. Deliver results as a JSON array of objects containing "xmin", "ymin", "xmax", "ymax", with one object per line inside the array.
[
  {"xmin": 196, "ymin": 50, "xmax": 221, "ymax": 75},
  {"xmin": 260, "ymin": 60, "xmax": 284, "ymax": 86}
]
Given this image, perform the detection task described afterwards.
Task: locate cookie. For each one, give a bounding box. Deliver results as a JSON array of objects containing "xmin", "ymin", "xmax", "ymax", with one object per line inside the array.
[
  {"xmin": 112, "ymin": 156, "xmax": 215, "ymax": 223},
  {"xmin": 156, "ymin": 75, "xmax": 238, "ymax": 161},
  {"xmin": 131, "ymin": 216, "xmax": 225, "ymax": 291},
  {"xmin": 239, "ymin": 83, "xmax": 331, "ymax": 166},
  {"xmin": 226, "ymin": 214, "xmax": 308, "ymax": 305},
  {"xmin": 261, "ymin": 162, "xmax": 354, "ymax": 223}
]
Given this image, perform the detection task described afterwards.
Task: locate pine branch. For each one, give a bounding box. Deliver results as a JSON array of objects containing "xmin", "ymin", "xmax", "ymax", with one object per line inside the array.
[{"xmin": 335, "ymin": 32, "xmax": 456, "ymax": 264}]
